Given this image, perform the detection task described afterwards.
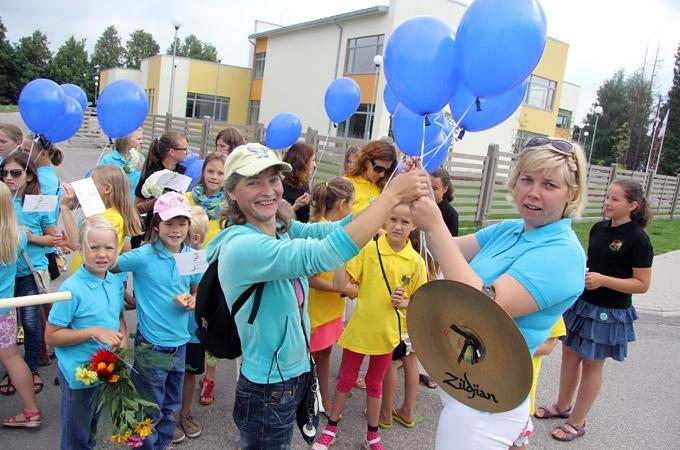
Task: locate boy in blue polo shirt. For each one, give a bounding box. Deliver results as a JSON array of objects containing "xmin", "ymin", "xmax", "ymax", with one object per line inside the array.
[
  {"xmin": 46, "ymin": 216, "xmax": 127, "ymax": 449},
  {"xmin": 114, "ymin": 192, "xmax": 202, "ymax": 450}
]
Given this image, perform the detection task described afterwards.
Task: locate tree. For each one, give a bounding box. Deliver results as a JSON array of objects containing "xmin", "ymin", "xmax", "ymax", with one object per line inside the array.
[
  {"xmin": 610, "ymin": 122, "xmax": 631, "ymax": 166},
  {"xmin": 201, "ymin": 42, "xmax": 217, "ymax": 62},
  {"xmin": 659, "ymin": 43, "xmax": 680, "ymax": 175},
  {"xmin": 12, "ymin": 31, "xmax": 52, "ymax": 98},
  {"xmin": 0, "ymin": 18, "xmax": 18, "ymax": 101},
  {"xmin": 50, "ymin": 36, "xmax": 93, "ymax": 100},
  {"xmin": 166, "ymin": 34, "xmax": 217, "ymax": 62},
  {"xmin": 624, "ymin": 70, "xmax": 654, "ymax": 169},
  {"xmin": 91, "ymin": 25, "xmax": 124, "ymax": 70},
  {"xmin": 124, "ymin": 30, "xmax": 159, "ymax": 69},
  {"xmin": 585, "ymin": 69, "xmax": 629, "ymax": 164}
]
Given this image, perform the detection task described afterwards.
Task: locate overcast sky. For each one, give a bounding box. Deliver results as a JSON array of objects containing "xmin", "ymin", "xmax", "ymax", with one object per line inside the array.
[{"xmin": 3, "ymin": 0, "xmax": 680, "ymax": 123}]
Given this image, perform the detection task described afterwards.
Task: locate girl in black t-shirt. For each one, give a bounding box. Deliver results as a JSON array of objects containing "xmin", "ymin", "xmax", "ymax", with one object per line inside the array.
[
  {"xmin": 537, "ymin": 180, "xmax": 653, "ymax": 442},
  {"xmin": 282, "ymin": 142, "xmax": 315, "ymax": 223}
]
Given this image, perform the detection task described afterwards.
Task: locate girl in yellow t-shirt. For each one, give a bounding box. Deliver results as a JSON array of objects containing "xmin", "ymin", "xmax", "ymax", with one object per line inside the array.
[
  {"xmin": 185, "ymin": 152, "xmax": 226, "ymax": 248},
  {"xmin": 307, "ymin": 177, "xmax": 357, "ymax": 413},
  {"xmin": 344, "ymin": 140, "xmax": 398, "ymax": 214},
  {"xmin": 313, "ymin": 204, "xmax": 427, "ymax": 450}
]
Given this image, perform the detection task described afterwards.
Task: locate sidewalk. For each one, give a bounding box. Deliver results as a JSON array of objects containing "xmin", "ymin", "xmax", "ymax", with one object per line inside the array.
[{"xmin": 633, "ymin": 249, "xmax": 679, "ymax": 317}]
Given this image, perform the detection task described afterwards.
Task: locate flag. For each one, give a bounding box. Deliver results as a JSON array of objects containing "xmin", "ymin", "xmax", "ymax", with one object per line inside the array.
[{"xmin": 658, "ymin": 111, "xmax": 669, "ymax": 138}]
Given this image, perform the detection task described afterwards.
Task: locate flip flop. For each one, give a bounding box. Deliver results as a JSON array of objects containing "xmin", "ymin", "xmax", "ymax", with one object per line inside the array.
[
  {"xmin": 419, "ymin": 374, "xmax": 437, "ymax": 389},
  {"xmin": 534, "ymin": 403, "xmax": 572, "ymax": 419},
  {"xmin": 552, "ymin": 422, "xmax": 586, "ymax": 442},
  {"xmin": 32, "ymin": 372, "xmax": 43, "ymax": 395},
  {"xmin": 392, "ymin": 409, "xmax": 415, "ymax": 428},
  {"xmin": 0, "ymin": 374, "xmax": 15, "ymax": 396}
]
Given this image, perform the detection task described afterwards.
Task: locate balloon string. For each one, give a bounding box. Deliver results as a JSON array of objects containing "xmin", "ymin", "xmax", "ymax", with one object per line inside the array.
[
  {"xmin": 92, "ymin": 140, "xmax": 112, "ymax": 172},
  {"xmin": 421, "ymin": 127, "xmax": 455, "ymax": 171},
  {"xmin": 14, "ymin": 138, "xmax": 37, "ymax": 201},
  {"xmin": 455, "ymin": 99, "xmax": 477, "ymax": 129},
  {"xmin": 310, "ymin": 122, "xmax": 332, "ymax": 185},
  {"xmin": 420, "ymin": 115, "xmax": 426, "ymax": 160}
]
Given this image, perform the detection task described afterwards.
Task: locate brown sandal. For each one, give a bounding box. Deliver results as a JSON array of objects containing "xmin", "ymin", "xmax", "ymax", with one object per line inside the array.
[
  {"xmin": 1, "ymin": 409, "xmax": 42, "ymax": 428},
  {"xmin": 199, "ymin": 377, "xmax": 215, "ymax": 405},
  {"xmin": 552, "ymin": 422, "xmax": 586, "ymax": 441},
  {"xmin": 534, "ymin": 403, "xmax": 572, "ymax": 419}
]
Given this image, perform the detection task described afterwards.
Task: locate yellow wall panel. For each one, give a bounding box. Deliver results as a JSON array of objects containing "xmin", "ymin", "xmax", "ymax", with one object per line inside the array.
[
  {"xmin": 345, "ymin": 73, "xmax": 378, "ymax": 104},
  {"xmin": 255, "ymin": 38, "xmax": 268, "ymax": 53},
  {"xmin": 146, "ymin": 58, "xmax": 161, "ymax": 114},
  {"xmin": 251, "ymin": 79, "xmax": 262, "ymax": 101}
]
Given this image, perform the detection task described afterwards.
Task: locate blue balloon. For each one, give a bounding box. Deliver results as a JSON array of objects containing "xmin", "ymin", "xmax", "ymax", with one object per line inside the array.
[
  {"xmin": 182, "ymin": 148, "xmax": 197, "ymax": 169},
  {"xmin": 421, "ymin": 131, "xmax": 452, "ymax": 173},
  {"xmin": 456, "ymin": 0, "xmax": 546, "ymax": 98},
  {"xmin": 383, "ymin": 84, "xmax": 399, "ymax": 115},
  {"xmin": 18, "ymin": 79, "xmax": 66, "ymax": 134},
  {"xmin": 97, "ymin": 80, "xmax": 148, "ymax": 138},
  {"xmin": 60, "ymin": 83, "xmax": 88, "ymax": 111},
  {"xmin": 265, "ymin": 112, "xmax": 302, "ymax": 149},
  {"xmin": 43, "ymin": 96, "xmax": 84, "ymax": 143},
  {"xmin": 185, "ymin": 159, "xmax": 204, "ymax": 190},
  {"xmin": 384, "ymin": 16, "xmax": 457, "ymax": 115},
  {"xmin": 392, "ymin": 104, "xmax": 451, "ymax": 157},
  {"xmin": 324, "ymin": 77, "xmax": 361, "ymax": 123},
  {"xmin": 450, "ymin": 79, "xmax": 528, "ymax": 132}
]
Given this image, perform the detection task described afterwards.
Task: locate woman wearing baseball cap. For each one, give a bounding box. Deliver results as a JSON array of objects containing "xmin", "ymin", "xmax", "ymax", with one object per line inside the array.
[{"xmin": 206, "ymin": 143, "xmax": 430, "ymax": 449}]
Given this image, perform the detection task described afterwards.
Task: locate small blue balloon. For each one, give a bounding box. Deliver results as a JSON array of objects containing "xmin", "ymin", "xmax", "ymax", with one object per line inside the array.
[
  {"xmin": 182, "ymin": 149, "xmax": 197, "ymax": 169},
  {"xmin": 421, "ymin": 131, "xmax": 452, "ymax": 173},
  {"xmin": 43, "ymin": 96, "xmax": 84, "ymax": 143},
  {"xmin": 324, "ymin": 77, "xmax": 361, "ymax": 124},
  {"xmin": 97, "ymin": 80, "xmax": 148, "ymax": 138},
  {"xmin": 19, "ymin": 79, "xmax": 66, "ymax": 134},
  {"xmin": 384, "ymin": 16, "xmax": 457, "ymax": 115},
  {"xmin": 185, "ymin": 159, "xmax": 204, "ymax": 190},
  {"xmin": 392, "ymin": 105, "xmax": 451, "ymax": 157},
  {"xmin": 456, "ymin": 0, "xmax": 546, "ymax": 98},
  {"xmin": 60, "ymin": 83, "xmax": 88, "ymax": 111},
  {"xmin": 383, "ymin": 84, "xmax": 399, "ymax": 115},
  {"xmin": 450, "ymin": 79, "xmax": 528, "ymax": 132},
  {"xmin": 266, "ymin": 112, "xmax": 302, "ymax": 149}
]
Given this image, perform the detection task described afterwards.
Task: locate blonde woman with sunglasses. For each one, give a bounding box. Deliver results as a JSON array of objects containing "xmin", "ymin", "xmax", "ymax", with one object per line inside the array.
[
  {"xmin": 344, "ymin": 140, "xmax": 398, "ymax": 214},
  {"xmin": 409, "ymin": 138, "xmax": 588, "ymax": 449}
]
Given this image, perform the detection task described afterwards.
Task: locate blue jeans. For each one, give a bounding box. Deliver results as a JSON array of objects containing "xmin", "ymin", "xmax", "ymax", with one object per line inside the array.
[
  {"xmin": 58, "ymin": 368, "xmax": 103, "ymax": 450},
  {"xmin": 15, "ymin": 275, "xmax": 42, "ymax": 373},
  {"xmin": 233, "ymin": 372, "xmax": 310, "ymax": 450},
  {"xmin": 131, "ymin": 332, "xmax": 186, "ymax": 450}
]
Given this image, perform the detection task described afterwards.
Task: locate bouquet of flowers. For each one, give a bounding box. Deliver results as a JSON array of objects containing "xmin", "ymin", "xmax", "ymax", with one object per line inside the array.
[
  {"xmin": 141, "ymin": 169, "xmax": 174, "ymax": 199},
  {"xmin": 122, "ymin": 148, "xmax": 145, "ymax": 174},
  {"xmin": 75, "ymin": 347, "xmax": 158, "ymax": 448}
]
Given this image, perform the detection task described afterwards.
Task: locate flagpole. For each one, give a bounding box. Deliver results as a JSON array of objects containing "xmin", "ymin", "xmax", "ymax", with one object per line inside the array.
[
  {"xmin": 653, "ymin": 111, "xmax": 669, "ymax": 175},
  {"xmin": 645, "ymin": 95, "xmax": 662, "ymax": 173}
]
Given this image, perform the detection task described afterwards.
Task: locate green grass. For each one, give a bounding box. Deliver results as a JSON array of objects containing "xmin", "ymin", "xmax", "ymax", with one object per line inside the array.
[
  {"xmin": 0, "ymin": 105, "xmax": 18, "ymax": 112},
  {"xmin": 572, "ymin": 218, "xmax": 680, "ymax": 256}
]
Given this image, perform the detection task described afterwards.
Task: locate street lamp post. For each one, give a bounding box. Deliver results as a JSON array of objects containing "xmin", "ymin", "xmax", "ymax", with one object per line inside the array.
[
  {"xmin": 583, "ymin": 130, "xmax": 589, "ymax": 149},
  {"xmin": 587, "ymin": 105, "xmax": 604, "ymax": 166},
  {"xmin": 168, "ymin": 17, "xmax": 183, "ymax": 115},
  {"xmin": 93, "ymin": 65, "xmax": 100, "ymax": 106},
  {"xmin": 213, "ymin": 57, "xmax": 222, "ymax": 120},
  {"xmin": 367, "ymin": 54, "xmax": 383, "ymax": 140}
]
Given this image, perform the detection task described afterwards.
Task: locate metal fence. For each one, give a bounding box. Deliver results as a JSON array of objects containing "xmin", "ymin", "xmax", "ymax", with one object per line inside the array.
[{"xmin": 74, "ymin": 112, "xmax": 680, "ymax": 227}]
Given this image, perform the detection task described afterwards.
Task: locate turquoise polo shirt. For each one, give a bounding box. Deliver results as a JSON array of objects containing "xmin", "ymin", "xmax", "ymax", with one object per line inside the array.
[
  {"xmin": 13, "ymin": 197, "xmax": 56, "ymax": 276},
  {"xmin": 99, "ymin": 150, "xmax": 142, "ymax": 199},
  {"xmin": 48, "ymin": 266, "xmax": 124, "ymax": 389},
  {"xmin": 37, "ymin": 166, "xmax": 61, "ymax": 256},
  {"xmin": 116, "ymin": 241, "xmax": 202, "ymax": 347},
  {"xmin": 471, "ymin": 219, "xmax": 585, "ymax": 355},
  {"xmin": 0, "ymin": 231, "xmax": 27, "ymax": 316}
]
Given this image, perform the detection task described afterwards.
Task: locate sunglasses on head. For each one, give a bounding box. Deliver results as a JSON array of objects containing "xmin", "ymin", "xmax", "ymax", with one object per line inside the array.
[
  {"xmin": 370, "ymin": 159, "xmax": 392, "ymax": 174},
  {"xmin": 525, "ymin": 137, "xmax": 575, "ymax": 156},
  {"xmin": 1, "ymin": 169, "xmax": 24, "ymax": 178}
]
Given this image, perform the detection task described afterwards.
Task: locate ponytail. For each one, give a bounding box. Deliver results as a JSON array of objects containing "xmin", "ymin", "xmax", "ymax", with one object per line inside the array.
[
  {"xmin": 309, "ymin": 177, "xmax": 354, "ymax": 223},
  {"xmin": 141, "ymin": 132, "xmax": 185, "ymax": 178},
  {"xmin": 613, "ymin": 179, "xmax": 652, "ymax": 229}
]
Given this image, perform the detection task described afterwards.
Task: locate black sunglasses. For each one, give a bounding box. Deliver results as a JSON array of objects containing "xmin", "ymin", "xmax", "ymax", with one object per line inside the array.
[
  {"xmin": 525, "ymin": 137, "xmax": 574, "ymax": 156},
  {"xmin": 370, "ymin": 159, "xmax": 392, "ymax": 174},
  {"xmin": 1, "ymin": 169, "xmax": 24, "ymax": 178}
]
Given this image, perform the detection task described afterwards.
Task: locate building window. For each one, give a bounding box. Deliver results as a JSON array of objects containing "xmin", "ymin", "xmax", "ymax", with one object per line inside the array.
[
  {"xmin": 515, "ymin": 129, "xmax": 546, "ymax": 152},
  {"xmin": 145, "ymin": 88, "xmax": 155, "ymax": 114},
  {"xmin": 524, "ymin": 75, "xmax": 557, "ymax": 111},
  {"xmin": 185, "ymin": 93, "xmax": 229, "ymax": 121},
  {"xmin": 556, "ymin": 108, "xmax": 572, "ymax": 129},
  {"xmin": 254, "ymin": 52, "xmax": 266, "ymax": 79},
  {"xmin": 345, "ymin": 35, "xmax": 384, "ymax": 74},
  {"xmin": 337, "ymin": 104, "xmax": 374, "ymax": 139},
  {"xmin": 248, "ymin": 100, "xmax": 260, "ymax": 126}
]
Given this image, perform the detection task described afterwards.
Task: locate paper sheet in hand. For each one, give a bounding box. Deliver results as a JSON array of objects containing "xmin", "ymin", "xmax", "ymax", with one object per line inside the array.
[
  {"xmin": 71, "ymin": 178, "xmax": 106, "ymax": 217},
  {"xmin": 158, "ymin": 172, "xmax": 192, "ymax": 193},
  {"xmin": 173, "ymin": 250, "xmax": 208, "ymax": 276},
  {"xmin": 22, "ymin": 195, "xmax": 58, "ymax": 212}
]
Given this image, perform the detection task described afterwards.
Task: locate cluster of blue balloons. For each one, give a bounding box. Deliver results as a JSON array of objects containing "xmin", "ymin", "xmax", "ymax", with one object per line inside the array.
[
  {"xmin": 19, "ymin": 79, "xmax": 87, "ymax": 143},
  {"xmin": 383, "ymin": 0, "xmax": 546, "ymax": 172}
]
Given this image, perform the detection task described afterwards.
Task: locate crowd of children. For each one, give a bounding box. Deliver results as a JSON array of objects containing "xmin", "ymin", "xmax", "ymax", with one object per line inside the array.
[{"xmin": 0, "ymin": 124, "xmax": 654, "ymax": 450}]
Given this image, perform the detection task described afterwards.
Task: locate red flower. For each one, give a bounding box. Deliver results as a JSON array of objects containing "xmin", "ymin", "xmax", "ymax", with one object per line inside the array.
[{"xmin": 90, "ymin": 348, "xmax": 120, "ymax": 383}]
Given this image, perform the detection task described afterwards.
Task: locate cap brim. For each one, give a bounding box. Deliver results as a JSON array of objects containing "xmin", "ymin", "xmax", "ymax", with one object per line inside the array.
[
  {"xmin": 235, "ymin": 160, "xmax": 292, "ymax": 177},
  {"xmin": 157, "ymin": 208, "xmax": 192, "ymax": 221}
]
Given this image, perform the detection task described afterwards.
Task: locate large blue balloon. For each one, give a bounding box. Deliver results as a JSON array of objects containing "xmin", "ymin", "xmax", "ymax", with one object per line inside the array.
[
  {"xmin": 60, "ymin": 83, "xmax": 88, "ymax": 111},
  {"xmin": 324, "ymin": 77, "xmax": 361, "ymax": 123},
  {"xmin": 384, "ymin": 16, "xmax": 457, "ymax": 115},
  {"xmin": 185, "ymin": 159, "xmax": 204, "ymax": 190},
  {"xmin": 392, "ymin": 105, "xmax": 451, "ymax": 157},
  {"xmin": 421, "ymin": 131, "xmax": 452, "ymax": 173},
  {"xmin": 451, "ymin": 79, "xmax": 528, "ymax": 132},
  {"xmin": 43, "ymin": 96, "xmax": 84, "ymax": 143},
  {"xmin": 456, "ymin": 0, "xmax": 546, "ymax": 99},
  {"xmin": 97, "ymin": 80, "xmax": 148, "ymax": 138},
  {"xmin": 383, "ymin": 84, "xmax": 399, "ymax": 115},
  {"xmin": 265, "ymin": 112, "xmax": 302, "ymax": 149},
  {"xmin": 19, "ymin": 79, "xmax": 66, "ymax": 134}
]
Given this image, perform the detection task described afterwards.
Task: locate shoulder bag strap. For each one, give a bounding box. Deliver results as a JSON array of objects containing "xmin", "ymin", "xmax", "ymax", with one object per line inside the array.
[{"xmin": 375, "ymin": 239, "xmax": 402, "ymax": 337}]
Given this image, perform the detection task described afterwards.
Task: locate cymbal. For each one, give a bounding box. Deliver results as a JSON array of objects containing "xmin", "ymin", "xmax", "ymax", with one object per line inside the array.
[{"xmin": 408, "ymin": 280, "xmax": 532, "ymax": 413}]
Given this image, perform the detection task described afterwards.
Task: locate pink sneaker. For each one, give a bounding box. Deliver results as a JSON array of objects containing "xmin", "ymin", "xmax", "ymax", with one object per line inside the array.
[
  {"xmin": 311, "ymin": 425, "xmax": 337, "ymax": 450},
  {"xmin": 363, "ymin": 431, "xmax": 385, "ymax": 450}
]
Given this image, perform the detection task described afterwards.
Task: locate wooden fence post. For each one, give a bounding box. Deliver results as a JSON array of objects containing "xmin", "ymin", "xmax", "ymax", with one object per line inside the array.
[
  {"xmin": 199, "ymin": 117, "xmax": 210, "ymax": 158},
  {"xmin": 254, "ymin": 123, "xmax": 264, "ymax": 144},
  {"xmin": 164, "ymin": 113, "xmax": 172, "ymax": 132},
  {"xmin": 670, "ymin": 175, "xmax": 680, "ymax": 219},
  {"xmin": 644, "ymin": 170, "xmax": 655, "ymax": 198},
  {"xmin": 475, "ymin": 144, "xmax": 499, "ymax": 228}
]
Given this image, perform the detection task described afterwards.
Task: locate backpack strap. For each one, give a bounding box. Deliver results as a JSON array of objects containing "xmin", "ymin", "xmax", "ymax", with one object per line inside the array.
[{"xmin": 231, "ymin": 282, "xmax": 265, "ymax": 325}]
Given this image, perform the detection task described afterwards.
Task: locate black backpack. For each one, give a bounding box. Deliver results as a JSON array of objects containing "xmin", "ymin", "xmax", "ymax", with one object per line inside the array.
[{"xmin": 194, "ymin": 259, "xmax": 264, "ymax": 359}]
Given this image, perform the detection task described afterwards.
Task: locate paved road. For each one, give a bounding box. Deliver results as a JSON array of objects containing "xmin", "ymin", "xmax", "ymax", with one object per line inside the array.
[{"xmin": 1, "ymin": 112, "xmax": 679, "ymax": 449}]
